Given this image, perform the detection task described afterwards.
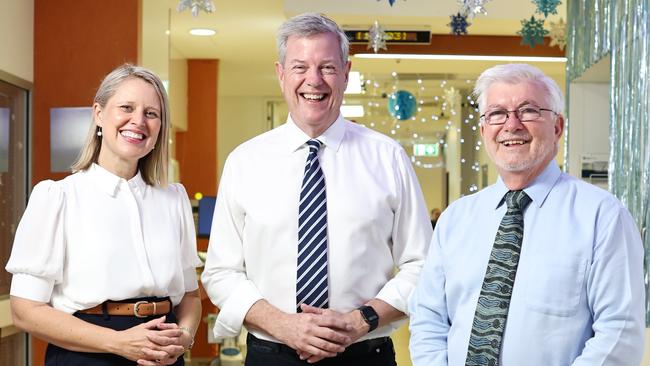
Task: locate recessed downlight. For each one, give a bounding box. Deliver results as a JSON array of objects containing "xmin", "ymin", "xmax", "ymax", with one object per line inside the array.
[{"xmin": 189, "ymin": 28, "xmax": 217, "ymax": 36}]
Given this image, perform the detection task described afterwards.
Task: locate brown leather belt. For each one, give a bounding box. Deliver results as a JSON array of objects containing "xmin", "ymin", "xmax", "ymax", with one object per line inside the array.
[{"xmin": 79, "ymin": 299, "xmax": 171, "ymax": 318}]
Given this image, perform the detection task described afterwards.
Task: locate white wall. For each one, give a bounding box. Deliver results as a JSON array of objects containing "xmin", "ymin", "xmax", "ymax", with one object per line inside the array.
[
  {"xmin": 217, "ymin": 95, "xmax": 270, "ymax": 177},
  {"xmin": 169, "ymin": 59, "xmax": 188, "ymax": 131},
  {"xmin": 643, "ymin": 329, "xmax": 650, "ymax": 365},
  {"xmin": 567, "ymin": 82, "xmax": 609, "ymax": 182},
  {"xmin": 140, "ymin": 0, "xmax": 169, "ymax": 82},
  {"xmin": 444, "ymin": 93, "xmax": 463, "ymax": 202},
  {"xmin": 0, "ymin": 0, "xmax": 33, "ymax": 82}
]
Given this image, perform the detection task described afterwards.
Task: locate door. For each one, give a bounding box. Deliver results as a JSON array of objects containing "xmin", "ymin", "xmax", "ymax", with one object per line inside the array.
[{"xmin": 0, "ymin": 77, "xmax": 29, "ymax": 366}]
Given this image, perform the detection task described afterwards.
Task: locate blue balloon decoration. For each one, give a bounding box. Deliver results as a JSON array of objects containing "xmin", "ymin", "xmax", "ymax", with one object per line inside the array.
[{"xmin": 388, "ymin": 90, "xmax": 417, "ymax": 120}]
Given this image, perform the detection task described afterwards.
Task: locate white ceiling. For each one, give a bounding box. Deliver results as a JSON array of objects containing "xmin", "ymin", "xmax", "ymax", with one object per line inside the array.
[{"xmin": 162, "ymin": 0, "xmax": 567, "ymax": 97}]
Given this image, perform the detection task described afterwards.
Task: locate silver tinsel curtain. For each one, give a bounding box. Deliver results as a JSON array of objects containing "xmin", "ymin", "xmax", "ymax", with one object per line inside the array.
[{"xmin": 568, "ymin": 0, "xmax": 650, "ymax": 323}]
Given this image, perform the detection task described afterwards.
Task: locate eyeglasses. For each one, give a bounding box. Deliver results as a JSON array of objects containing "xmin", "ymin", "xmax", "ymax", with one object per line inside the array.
[{"xmin": 480, "ymin": 106, "xmax": 558, "ymax": 125}]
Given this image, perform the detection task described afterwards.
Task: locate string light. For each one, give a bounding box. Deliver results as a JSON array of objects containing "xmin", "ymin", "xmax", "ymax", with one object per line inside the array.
[{"xmin": 343, "ymin": 73, "xmax": 484, "ymax": 195}]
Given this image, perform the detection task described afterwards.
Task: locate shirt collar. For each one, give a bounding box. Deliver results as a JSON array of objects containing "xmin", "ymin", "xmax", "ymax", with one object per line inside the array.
[
  {"xmin": 89, "ymin": 163, "xmax": 148, "ymax": 198},
  {"xmin": 492, "ymin": 160, "xmax": 562, "ymax": 209},
  {"xmin": 285, "ymin": 113, "xmax": 346, "ymax": 153}
]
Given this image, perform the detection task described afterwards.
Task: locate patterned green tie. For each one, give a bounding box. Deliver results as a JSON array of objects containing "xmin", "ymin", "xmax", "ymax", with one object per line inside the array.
[{"xmin": 465, "ymin": 190, "xmax": 532, "ymax": 366}]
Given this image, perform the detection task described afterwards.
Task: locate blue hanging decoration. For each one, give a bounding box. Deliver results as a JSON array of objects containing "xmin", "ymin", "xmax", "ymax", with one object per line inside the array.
[
  {"xmin": 532, "ymin": 0, "xmax": 561, "ymax": 18},
  {"xmin": 448, "ymin": 12, "xmax": 471, "ymax": 35},
  {"xmin": 388, "ymin": 90, "xmax": 417, "ymax": 120},
  {"xmin": 378, "ymin": 0, "xmax": 397, "ymax": 6},
  {"xmin": 517, "ymin": 16, "xmax": 549, "ymax": 48}
]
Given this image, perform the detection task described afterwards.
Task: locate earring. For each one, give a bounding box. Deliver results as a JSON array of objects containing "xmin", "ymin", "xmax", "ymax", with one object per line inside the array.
[{"xmin": 96, "ymin": 127, "xmax": 102, "ymax": 137}]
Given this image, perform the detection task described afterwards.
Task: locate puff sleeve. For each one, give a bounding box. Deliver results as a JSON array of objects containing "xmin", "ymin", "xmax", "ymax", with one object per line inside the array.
[{"xmin": 5, "ymin": 180, "xmax": 66, "ymax": 303}]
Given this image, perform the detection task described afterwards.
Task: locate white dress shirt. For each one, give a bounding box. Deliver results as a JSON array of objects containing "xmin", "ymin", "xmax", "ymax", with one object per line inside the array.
[
  {"xmin": 6, "ymin": 163, "xmax": 203, "ymax": 313},
  {"xmin": 409, "ymin": 161, "xmax": 645, "ymax": 365},
  {"xmin": 201, "ymin": 115, "xmax": 432, "ymax": 342}
]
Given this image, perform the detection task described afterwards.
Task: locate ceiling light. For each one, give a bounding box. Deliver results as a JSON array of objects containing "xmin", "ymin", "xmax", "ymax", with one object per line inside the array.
[
  {"xmin": 354, "ymin": 54, "xmax": 567, "ymax": 63},
  {"xmin": 189, "ymin": 28, "xmax": 216, "ymax": 36}
]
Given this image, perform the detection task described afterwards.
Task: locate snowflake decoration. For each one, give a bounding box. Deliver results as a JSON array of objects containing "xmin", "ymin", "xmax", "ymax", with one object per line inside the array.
[
  {"xmin": 458, "ymin": 0, "xmax": 490, "ymax": 18},
  {"xmin": 517, "ymin": 16, "xmax": 549, "ymax": 48},
  {"xmin": 448, "ymin": 13, "xmax": 471, "ymax": 35},
  {"xmin": 533, "ymin": 0, "xmax": 562, "ymax": 18},
  {"xmin": 367, "ymin": 21, "xmax": 388, "ymax": 53},
  {"xmin": 548, "ymin": 18, "xmax": 567, "ymax": 50},
  {"xmin": 177, "ymin": 0, "xmax": 215, "ymax": 17}
]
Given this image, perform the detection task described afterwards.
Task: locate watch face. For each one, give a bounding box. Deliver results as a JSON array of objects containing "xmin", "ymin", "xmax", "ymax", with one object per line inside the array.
[{"xmin": 359, "ymin": 305, "xmax": 379, "ymax": 331}]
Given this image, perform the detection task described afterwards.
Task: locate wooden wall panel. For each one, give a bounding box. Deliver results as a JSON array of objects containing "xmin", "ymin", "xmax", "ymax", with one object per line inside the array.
[
  {"xmin": 175, "ymin": 59, "xmax": 218, "ymax": 201},
  {"xmin": 33, "ymin": 0, "xmax": 139, "ymax": 185}
]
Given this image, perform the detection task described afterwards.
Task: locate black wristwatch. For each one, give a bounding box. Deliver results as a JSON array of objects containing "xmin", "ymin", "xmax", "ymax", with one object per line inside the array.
[{"xmin": 358, "ymin": 305, "xmax": 379, "ymax": 333}]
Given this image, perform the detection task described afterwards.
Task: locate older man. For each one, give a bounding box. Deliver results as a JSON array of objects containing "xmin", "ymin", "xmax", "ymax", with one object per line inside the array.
[
  {"xmin": 201, "ymin": 13, "xmax": 431, "ymax": 366},
  {"xmin": 409, "ymin": 64, "xmax": 645, "ymax": 365}
]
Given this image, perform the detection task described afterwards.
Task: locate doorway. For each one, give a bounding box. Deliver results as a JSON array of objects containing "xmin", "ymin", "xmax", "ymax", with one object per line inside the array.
[{"xmin": 0, "ymin": 76, "xmax": 30, "ymax": 366}]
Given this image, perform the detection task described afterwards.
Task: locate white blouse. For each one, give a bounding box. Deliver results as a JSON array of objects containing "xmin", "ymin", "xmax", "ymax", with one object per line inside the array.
[{"xmin": 6, "ymin": 163, "xmax": 203, "ymax": 313}]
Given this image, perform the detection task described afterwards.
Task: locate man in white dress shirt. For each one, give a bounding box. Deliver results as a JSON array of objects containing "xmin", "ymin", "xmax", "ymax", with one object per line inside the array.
[{"xmin": 201, "ymin": 12, "xmax": 431, "ymax": 366}]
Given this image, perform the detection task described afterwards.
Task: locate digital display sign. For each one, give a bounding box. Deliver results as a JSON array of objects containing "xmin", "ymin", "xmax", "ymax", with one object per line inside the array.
[{"xmin": 345, "ymin": 30, "xmax": 431, "ymax": 44}]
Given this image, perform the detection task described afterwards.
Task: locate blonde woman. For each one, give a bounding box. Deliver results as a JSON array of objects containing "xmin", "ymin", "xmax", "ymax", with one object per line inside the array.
[{"xmin": 6, "ymin": 64, "xmax": 202, "ymax": 366}]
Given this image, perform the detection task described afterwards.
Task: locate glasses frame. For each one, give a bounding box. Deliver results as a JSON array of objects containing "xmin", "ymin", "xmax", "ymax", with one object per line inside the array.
[{"xmin": 480, "ymin": 107, "xmax": 558, "ymax": 125}]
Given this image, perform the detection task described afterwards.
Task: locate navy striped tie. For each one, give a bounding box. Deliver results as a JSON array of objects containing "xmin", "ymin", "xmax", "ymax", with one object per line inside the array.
[
  {"xmin": 296, "ymin": 139, "xmax": 329, "ymax": 311},
  {"xmin": 466, "ymin": 190, "xmax": 531, "ymax": 366}
]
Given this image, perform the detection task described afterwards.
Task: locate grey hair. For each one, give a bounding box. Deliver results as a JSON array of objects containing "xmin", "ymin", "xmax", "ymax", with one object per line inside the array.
[
  {"xmin": 277, "ymin": 12, "xmax": 349, "ymax": 65},
  {"xmin": 71, "ymin": 63, "xmax": 170, "ymax": 187},
  {"xmin": 473, "ymin": 64, "xmax": 564, "ymax": 115}
]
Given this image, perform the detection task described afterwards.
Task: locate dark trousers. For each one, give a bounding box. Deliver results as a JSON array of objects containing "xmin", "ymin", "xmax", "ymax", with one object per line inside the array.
[
  {"xmin": 245, "ymin": 333, "xmax": 397, "ymax": 366},
  {"xmin": 45, "ymin": 299, "xmax": 184, "ymax": 366}
]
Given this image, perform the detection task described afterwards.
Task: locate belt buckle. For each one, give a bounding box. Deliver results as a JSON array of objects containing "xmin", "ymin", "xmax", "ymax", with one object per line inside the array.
[{"xmin": 133, "ymin": 301, "xmax": 150, "ymax": 318}]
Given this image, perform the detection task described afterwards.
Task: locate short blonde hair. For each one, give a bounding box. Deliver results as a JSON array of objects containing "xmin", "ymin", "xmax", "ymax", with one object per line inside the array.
[{"xmin": 71, "ymin": 64, "xmax": 170, "ymax": 186}]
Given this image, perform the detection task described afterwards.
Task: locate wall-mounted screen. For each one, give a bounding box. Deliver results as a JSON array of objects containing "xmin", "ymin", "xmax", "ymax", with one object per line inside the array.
[
  {"xmin": 197, "ymin": 196, "xmax": 216, "ymax": 238},
  {"xmin": 50, "ymin": 107, "xmax": 92, "ymax": 172}
]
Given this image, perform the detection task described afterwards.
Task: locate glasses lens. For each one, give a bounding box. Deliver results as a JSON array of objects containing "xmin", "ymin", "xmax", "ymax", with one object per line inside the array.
[
  {"xmin": 485, "ymin": 110, "xmax": 507, "ymax": 125},
  {"xmin": 518, "ymin": 106, "xmax": 541, "ymax": 122}
]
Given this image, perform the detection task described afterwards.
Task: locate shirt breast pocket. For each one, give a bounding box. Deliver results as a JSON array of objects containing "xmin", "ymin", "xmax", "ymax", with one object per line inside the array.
[{"xmin": 525, "ymin": 260, "xmax": 588, "ymax": 317}]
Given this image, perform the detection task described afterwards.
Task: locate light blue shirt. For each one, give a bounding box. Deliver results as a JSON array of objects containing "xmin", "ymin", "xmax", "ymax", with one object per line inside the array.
[{"xmin": 409, "ymin": 161, "xmax": 645, "ymax": 366}]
